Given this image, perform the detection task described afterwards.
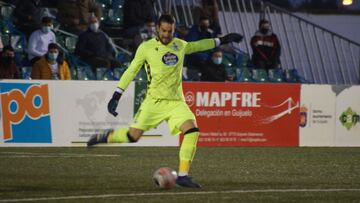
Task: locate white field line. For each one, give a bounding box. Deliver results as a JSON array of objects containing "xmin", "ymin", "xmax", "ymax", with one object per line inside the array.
[
  {"xmin": 0, "ymin": 188, "xmax": 360, "ymax": 202},
  {"xmin": 0, "ymin": 152, "xmax": 121, "ymax": 158}
]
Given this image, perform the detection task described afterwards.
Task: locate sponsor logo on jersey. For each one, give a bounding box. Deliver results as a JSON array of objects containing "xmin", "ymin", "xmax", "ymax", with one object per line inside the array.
[{"xmin": 162, "ymin": 52, "xmax": 178, "ymax": 66}]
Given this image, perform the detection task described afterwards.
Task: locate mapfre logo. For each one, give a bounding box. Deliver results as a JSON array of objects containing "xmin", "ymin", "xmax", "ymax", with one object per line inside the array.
[
  {"xmin": 0, "ymin": 83, "xmax": 52, "ymax": 143},
  {"xmin": 184, "ymin": 91, "xmax": 195, "ymax": 107}
]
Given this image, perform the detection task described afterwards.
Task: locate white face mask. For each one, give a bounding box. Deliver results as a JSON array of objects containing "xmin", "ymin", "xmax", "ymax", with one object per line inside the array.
[
  {"xmin": 89, "ymin": 22, "xmax": 100, "ymax": 32},
  {"xmin": 42, "ymin": 26, "xmax": 52, "ymax": 33},
  {"xmin": 48, "ymin": 52, "xmax": 58, "ymax": 61}
]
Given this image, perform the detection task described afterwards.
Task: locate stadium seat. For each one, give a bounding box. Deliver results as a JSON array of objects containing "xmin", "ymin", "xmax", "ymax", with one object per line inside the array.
[
  {"xmin": 21, "ymin": 66, "xmax": 32, "ymax": 79},
  {"xmin": 252, "ymin": 69, "xmax": 269, "ymax": 82},
  {"xmin": 284, "ymin": 68, "xmax": 306, "ymax": 83},
  {"xmin": 64, "ymin": 37, "xmax": 77, "ymax": 53},
  {"xmin": 96, "ymin": 67, "xmax": 115, "ymax": 80},
  {"xmin": 236, "ymin": 67, "xmax": 253, "ymax": 82},
  {"xmin": 113, "ymin": 67, "xmax": 126, "ymax": 80},
  {"xmin": 76, "ymin": 66, "xmax": 95, "ymax": 80},
  {"xmin": 268, "ymin": 68, "xmax": 284, "ymax": 83},
  {"xmin": 0, "ymin": 5, "xmax": 14, "ymax": 19}
]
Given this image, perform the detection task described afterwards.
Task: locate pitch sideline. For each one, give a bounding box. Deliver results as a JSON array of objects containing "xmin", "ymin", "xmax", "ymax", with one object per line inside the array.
[{"xmin": 1, "ymin": 188, "xmax": 360, "ymax": 202}]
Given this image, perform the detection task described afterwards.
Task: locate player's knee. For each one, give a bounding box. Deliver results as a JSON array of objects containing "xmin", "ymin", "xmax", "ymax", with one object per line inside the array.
[
  {"xmin": 184, "ymin": 127, "xmax": 199, "ymax": 135},
  {"xmin": 127, "ymin": 129, "xmax": 143, "ymax": 142},
  {"xmin": 127, "ymin": 132, "xmax": 140, "ymax": 142}
]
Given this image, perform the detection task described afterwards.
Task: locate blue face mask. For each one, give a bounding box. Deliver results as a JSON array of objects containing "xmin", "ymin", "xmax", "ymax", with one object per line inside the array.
[
  {"xmin": 48, "ymin": 52, "xmax": 58, "ymax": 61},
  {"xmin": 89, "ymin": 23, "xmax": 99, "ymax": 32},
  {"xmin": 41, "ymin": 26, "xmax": 52, "ymax": 34},
  {"xmin": 212, "ymin": 57, "xmax": 222, "ymax": 65}
]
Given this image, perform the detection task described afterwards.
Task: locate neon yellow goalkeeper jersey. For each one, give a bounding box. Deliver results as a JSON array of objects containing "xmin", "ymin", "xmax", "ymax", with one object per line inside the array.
[{"xmin": 117, "ymin": 37, "xmax": 215, "ymax": 100}]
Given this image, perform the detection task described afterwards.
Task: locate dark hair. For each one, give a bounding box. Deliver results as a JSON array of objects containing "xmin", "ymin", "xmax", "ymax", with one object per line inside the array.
[
  {"xmin": 48, "ymin": 43, "xmax": 59, "ymax": 50},
  {"xmin": 158, "ymin": 14, "xmax": 175, "ymax": 25},
  {"xmin": 199, "ymin": 16, "xmax": 210, "ymax": 22},
  {"xmin": 212, "ymin": 47, "xmax": 222, "ymax": 54},
  {"xmin": 42, "ymin": 16, "xmax": 53, "ymax": 24},
  {"xmin": 3, "ymin": 45, "xmax": 14, "ymax": 52},
  {"xmin": 145, "ymin": 17, "xmax": 155, "ymax": 24},
  {"xmin": 259, "ymin": 19, "xmax": 269, "ymax": 27}
]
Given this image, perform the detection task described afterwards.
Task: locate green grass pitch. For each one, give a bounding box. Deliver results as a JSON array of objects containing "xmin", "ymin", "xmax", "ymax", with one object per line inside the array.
[{"xmin": 0, "ymin": 147, "xmax": 360, "ymax": 202}]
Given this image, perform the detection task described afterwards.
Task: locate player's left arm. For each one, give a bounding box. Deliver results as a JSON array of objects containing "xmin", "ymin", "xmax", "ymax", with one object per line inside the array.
[{"xmin": 185, "ymin": 33, "xmax": 243, "ymax": 55}]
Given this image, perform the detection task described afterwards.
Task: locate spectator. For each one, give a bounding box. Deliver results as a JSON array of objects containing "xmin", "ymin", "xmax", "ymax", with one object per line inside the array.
[
  {"xmin": 185, "ymin": 16, "xmax": 217, "ymax": 80},
  {"xmin": 200, "ymin": 48, "xmax": 231, "ymax": 82},
  {"xmin": 133, "ymin": 18, "xmax": 157, "ymax": 48},
  {"xmin": 13, "ymin": 0, "xmax": 43, "ymax": 37},
  {"xmin": 0, "ymin": 46, "xmax": 19, "ymax": 79},
  {"xmin": 193, "ymin": 0, "xmax": 222, "ymax": 37},
  {"xmin": 250, "ymin": 19, "xmax": 281, "ymax": 70},
  {"xmin": 27, "ymin": 16, "xmax": 56, "ymax": 65},
  {"xmin": 122, "ymin": 0, "xmax": 155, "ymax": 38},
  {"xmin": 75, "ymin": 15, "xmax": 121, "ymax": 72},
  {"xmin": 31, "ymin": 43, "xmax": 71, "ymax": 80},
  {"xmin": 57, "ymin": 0, "xmax": 102, "ymax": 34}
]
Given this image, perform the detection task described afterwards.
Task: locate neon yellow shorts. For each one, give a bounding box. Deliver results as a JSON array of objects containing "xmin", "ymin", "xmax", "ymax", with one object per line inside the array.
[{"xmin": 130, "ymin": 97, "xmax": 196, "ymax": 135}]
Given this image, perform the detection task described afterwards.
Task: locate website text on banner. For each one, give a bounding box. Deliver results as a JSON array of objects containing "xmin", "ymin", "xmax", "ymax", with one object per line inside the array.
[{"xmin": 182, "ymin": 83, "xmax": 301, "ymax": 147}]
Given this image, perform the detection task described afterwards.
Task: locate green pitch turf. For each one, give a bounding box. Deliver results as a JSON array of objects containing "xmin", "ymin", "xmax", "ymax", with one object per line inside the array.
[{"xmin": 0, "ymin": 147, "xmax": 360, "ymax": 202}]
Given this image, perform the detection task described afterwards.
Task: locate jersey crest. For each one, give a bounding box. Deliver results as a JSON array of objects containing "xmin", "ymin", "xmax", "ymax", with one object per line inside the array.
[{"xmin": 162, "ymin": 52, "xmax": 178, "ymax": 66}]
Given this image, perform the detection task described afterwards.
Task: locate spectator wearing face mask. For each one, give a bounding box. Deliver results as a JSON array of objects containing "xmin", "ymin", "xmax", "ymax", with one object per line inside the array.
[
  {"xmin": 31, "ymin": 43, "xmax": 71, "ymax": 80},
  {"xmin": 200, "ymin": 48, "xmax": 231, "ymax": 82},
  {"xmin": 57, "ymin": 0, "xmax": 102, "ymax": 34},
  {"xmin": 0, "ymin": 46, "xmax": 20, "ymax": 79},
  {"xmin": 250, "ymin": 19, "xmax": 281, "ymax": 70},
  {"xmin": 75, "ymin": 15, "xmax": 122, "ymax": 73},
  {"xmin": 133, "ymin": 18, "xmax": 157, "ymax": 49},
  {"xmin": 27, "ymin": 16, "xmax": 56, "ymax": 65},
  {"xmin": 185, "ymin": 16, "xmax": 218, "ymax": 80}
]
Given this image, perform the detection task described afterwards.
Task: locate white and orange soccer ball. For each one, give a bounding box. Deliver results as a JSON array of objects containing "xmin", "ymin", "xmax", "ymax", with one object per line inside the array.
[{"xmin": 152, "ymin": 167, "xmax": 178, "ymax": 189}]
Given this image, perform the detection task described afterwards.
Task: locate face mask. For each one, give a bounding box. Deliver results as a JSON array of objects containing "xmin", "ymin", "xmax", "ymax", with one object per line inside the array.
[
  {"xmin": 48, "ymin": 53, "xmax": 58, "ymax": 61},
  {"xmin": 212, "ymin": 57, "xmax": 222, "ymax": 65},
  {"xmin": 89, "ymin": 23, "xmax": 99, "ymax": 32},
  {"xmin": 260, "ymin": 28, "xmax": 269, "ymax": 34},
  {"xmin": 200, "ymin": 25, "xmax": 209, "ymax": 33},
  {"xmin": 41, "ymin": 26, "xmax": 52, "ymax": 33},
  {"xmin": 149, "ymin": 26, "xmax": 156, "ymax": 33}
]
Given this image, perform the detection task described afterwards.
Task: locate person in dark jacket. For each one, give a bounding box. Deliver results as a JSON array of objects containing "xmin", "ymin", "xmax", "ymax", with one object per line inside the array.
[
  {"xmin": 0, "ymin": 46, "xmax": 19, "ymax": 79},
  {"xmin": 250, "ymin": 19, "xmax": 281, "ymax": 70},
  {"xmin": 200, "ymin": 48, "xmax": 231, "ymax": 82},
  {"xmin": 13, "ymin": 0, "xmax": 43, "ymax": 37},
  {"xmin": 122, "ymin": 0, "xmax": 155, "ymax": 38},
  {"xmin": 57, "ymin": 0, "xmax": 102, "ymax": 34},
  {"xmin": 185, "ymin": 16, "xmax": 218, "ymax": 81},
  {"xmin": 75, "ymin": 16, "xmax": 121, "ymax": 72}
]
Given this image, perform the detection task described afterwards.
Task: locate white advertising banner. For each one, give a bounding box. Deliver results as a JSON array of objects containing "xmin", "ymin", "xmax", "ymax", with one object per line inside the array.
[
  {"xmin": 0, "ymin": 80, "xmax": 177, "ymax": 147},
  {"xmin": 335, "ymin": 86, "xmax": 360, "ymax": 146},
  {"xmin": 299, "ymin": 85, "xmax": 336, "ymax": 146}
]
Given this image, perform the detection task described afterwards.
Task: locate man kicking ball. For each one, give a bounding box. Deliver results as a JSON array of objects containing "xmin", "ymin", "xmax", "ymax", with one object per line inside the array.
[{"xmin": 87, "ymin": 14, "xmax": 242, "ymax": 188}]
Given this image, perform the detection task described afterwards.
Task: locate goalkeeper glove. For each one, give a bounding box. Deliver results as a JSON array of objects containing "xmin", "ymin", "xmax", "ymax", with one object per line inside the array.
[
  {"xmin": 107, "ymin": 88, "xmax": 123, "ymax": 117},
  {"xmin": 219, "ymin": 33, "xmax": 243, "ymax": 45}
]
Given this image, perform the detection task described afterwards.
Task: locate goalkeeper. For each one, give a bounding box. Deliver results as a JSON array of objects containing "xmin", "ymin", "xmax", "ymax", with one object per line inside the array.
[{"xmin": 87, "ymin": 14, "xmax": 242, "ymax": 188}]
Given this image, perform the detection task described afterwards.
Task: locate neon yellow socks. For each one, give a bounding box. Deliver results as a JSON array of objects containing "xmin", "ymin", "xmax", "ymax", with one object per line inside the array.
[
  {"xmin": 178, "ymin": 131, "xmax": 199, "ymax": 176},
  {"xmin": 107, "ymin": 127, "xmax": 129, "ymax": 143}
]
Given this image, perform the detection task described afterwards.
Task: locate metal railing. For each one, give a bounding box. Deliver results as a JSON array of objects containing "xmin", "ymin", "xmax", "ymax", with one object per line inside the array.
[{"xmin": 154, "ymin": 0, "xmax": 360, "ymax": 84}]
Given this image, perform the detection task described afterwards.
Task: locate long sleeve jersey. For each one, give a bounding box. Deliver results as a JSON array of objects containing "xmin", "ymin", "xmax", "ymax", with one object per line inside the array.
[{"xmin": 118, "ymin": 37, "xmax": 216, "ymax": 101}]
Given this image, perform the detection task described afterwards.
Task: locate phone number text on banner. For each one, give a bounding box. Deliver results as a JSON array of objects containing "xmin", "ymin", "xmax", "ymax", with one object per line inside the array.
[{"xmin": 182, "ymin": 82, "xmax": 301, "ymax": 147}]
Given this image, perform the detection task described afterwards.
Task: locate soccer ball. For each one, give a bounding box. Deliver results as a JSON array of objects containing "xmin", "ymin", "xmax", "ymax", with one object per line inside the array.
[{"xmin": 152, "ymin": 167, "xmax": 178, "ymax": 189}]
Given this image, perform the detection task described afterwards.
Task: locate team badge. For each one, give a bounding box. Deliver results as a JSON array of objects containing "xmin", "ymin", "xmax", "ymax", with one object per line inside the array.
[
  {"xmin": 171, "ymin": 42, "xmax": 179, "ymax": 51},
  {"xmin": 162, "ymin": 52, "xmax": 178, "ymax": 66}
]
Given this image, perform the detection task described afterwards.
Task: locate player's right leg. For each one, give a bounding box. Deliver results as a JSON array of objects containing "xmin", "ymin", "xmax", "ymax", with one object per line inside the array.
[{"xmin": 87, "ymin": 127, "xmax": 143, "ymax": 146}]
